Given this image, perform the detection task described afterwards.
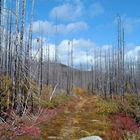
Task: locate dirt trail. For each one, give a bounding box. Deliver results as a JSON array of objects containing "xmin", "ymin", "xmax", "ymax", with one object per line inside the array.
[
  {"xmin": 59, "ymin": 97, "xmax": 87, "ymax": 139},
  {"xmin": 42, "ymin": 96, "xmax": 102, "ymax": 140},
  {"xmin": 18, "ymin": 95, "xmax": 111, "ymax": 140}
]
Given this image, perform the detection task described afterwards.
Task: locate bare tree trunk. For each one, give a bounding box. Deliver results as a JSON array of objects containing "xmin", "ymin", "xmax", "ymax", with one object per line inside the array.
[
  {"xmin": 46, "ymin": 43, "xmax": 50, "ymax": 86},
  {"xmin": 12, "ymin": 0, "xmax": 20, "ymax": 109},
  {"xmin": 4, "ymin": 7, "xmax": 9, "ymax": 75},
  {"xmin": 0, "ymin": 0, "xmax": 2, "ymax": 116},
  {"xmin": 67, "ymin": 41, "xmax": 70, "ymax": 94},
  {"xmin": 40, "ymin": 43, "xmax": 43, "ymax": 96},
  {"xmin": 18, "ymin": 0, "xmax": 26, "ymax": 116},
  {"xmin": 27, "ymin": 0, "xmax": 34, "ymax": 112},
  {"xmin": 8, "ymin": 8, "xmax": 12, "ymax": 77},
  {"xmin": 71, "ymin": 41, "xmax": 74, "ymax": 92},
  {"xmin": 91, "ymin": 62, "xmax": 94, "ymax": 94}
]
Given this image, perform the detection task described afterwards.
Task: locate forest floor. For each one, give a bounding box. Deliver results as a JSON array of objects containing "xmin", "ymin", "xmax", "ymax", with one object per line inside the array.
[
  {"xmin": 18, "ymin": 95, "xmax": 140, "ymax": 140},
  {"xmin": 0, "ymin": 94, "xmax": 140, "ymax": 140}
]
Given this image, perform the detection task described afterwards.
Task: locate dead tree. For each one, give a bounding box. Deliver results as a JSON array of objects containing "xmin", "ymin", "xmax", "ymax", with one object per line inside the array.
[
  {"xmin": 52, "ymin": 13, "xmax": 59, "ymax": 88},
  {"xmin": 8, "ymin": 5, "xmax": 12, "ymax": 77},
  {"xmin": 86, "ymin": 51, "xmax": 90, "ymax": 91},
  {"xmin": 90, "ymin": 59, "xmax": 94, "ymax": 94},
  {"xmin": 17, "ymin": 0, "xmax": 26, "ymax": 116},
  {"xmin": 0, "ymin": 0, "xmax": 2, "ymax": 116},
  {"xmin": 27, "ymin": 0, "xmax": 35, "ymax": 112},
  {"xmin": 4, "ymin": 4, "xmax": 9, "ymax": 75},
  {"xmin": 39, "ymin": 40, "xmax": 43, "ymax": 96},
  {"xmin": 70, "ymin": 41, "xmax": 74, "ymax": 91},
  {"xmin": 94, "ymin": 47, "xmax": 97, "ymax": 92},
  {"xmin": 136, "ymin": 50, "xmax": 140, "ymax": 93},
  {"xmin": 117, "ymin": 16, "xmax": 125, "ymax": 99},
  {"xmin": 67, "ymin": 41, "xmax": 71, "ymax": 94},
  {"xmin": 46, "ymin": 43, "xmax": 50, "ymax": 86},
  {"xmin": 12, "ymin": 0, "xmax": 20, "ymax": 109}
]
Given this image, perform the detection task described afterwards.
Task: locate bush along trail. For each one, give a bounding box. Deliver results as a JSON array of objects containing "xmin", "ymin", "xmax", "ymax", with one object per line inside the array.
[{"xmin": 12, "ymin": 92, "xmax": 140, "ymax": 140}]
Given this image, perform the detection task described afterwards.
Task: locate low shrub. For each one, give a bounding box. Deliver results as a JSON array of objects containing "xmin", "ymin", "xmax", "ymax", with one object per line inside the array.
[
  {"xmin": 96, "ymin": 98, "xmax": 120, "ymax": 115},
  {"xmin": 21, "ymin": 126, "xmax": 41, "ymax": 138},
  {"xmin": 121, "ymin": 93, "xmax": 140, "ymax": 123},
  {"xmin": 41, "ymin": 94, "xmax": 72, "ymax": 109},
  {"xmin": 110, "ymin": 113, "xmax": 140, "ymax": 140},
  {"xmin": 111, "ymin": 113, "xmax": 139, "ymax": 132}
]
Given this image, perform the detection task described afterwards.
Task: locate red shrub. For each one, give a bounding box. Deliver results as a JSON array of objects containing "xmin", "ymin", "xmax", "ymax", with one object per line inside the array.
[
  {"xmin": 22, "ymin": 126, "xmax": 41, "ymax": 138},
  {"xmin": 112, "ymin": 113, "xmax": 139, "ymax": 132},
  {"xmin": 109, "ymin": 113, "xmax": 140, "ymax": 139}
]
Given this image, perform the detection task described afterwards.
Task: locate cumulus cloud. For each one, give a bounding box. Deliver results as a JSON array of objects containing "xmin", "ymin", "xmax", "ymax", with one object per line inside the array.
[
  {"xmin": 57, "ymin": 39, "xmax": 96, "ymax": 65},
  {"xmin": 55, "ymin": 39, "xmax": 113, "ymax": 67},
  {"xmin": 49, "ymin": 3, "xmax": 83, "ymax": 21},
  {"xmin": 125, "ymin": 46, "xmax": 140, "ymax": 60},
  {"xmin": 32, "ymin": 38, "xmax": 112, "ymax": 68},
  {"xmin": 32, "ymin": 20, "xmax": 88, "ymax": 35},
  {"xmin": 32, "ymin": 37, "xmax": 140, "ymax": 68},
  {"xmin": 49, "ymin": 1, "xmax": 104, "ymax": 21}
]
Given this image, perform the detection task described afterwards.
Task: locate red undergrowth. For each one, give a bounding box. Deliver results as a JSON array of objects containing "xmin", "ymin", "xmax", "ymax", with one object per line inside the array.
[
  {"xmin": 22, "ymin": 126, "xmax": 41, "ymax": 138},
  {"xmin": 18, "ymin": 99, "xmax": 78, "ymax": 138},
  {"xmin": 109, "ymin": 113, "xmax": 140, "ymax": 139}
]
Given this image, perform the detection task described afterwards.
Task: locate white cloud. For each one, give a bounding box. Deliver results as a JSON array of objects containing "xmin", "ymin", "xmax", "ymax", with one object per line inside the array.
[
  {"xmin": 32, "ymin": 38, "xmax": 55, "ymax": 61},
  {"xmin": 66, "ymin": 22, "xmax": 88, "ymax": 32},
  {"xmin": 49, "ymin": 3, "xmax": 83, "ymax": 21},
  {"xmin": 49, "ymin": 1, "xmax": 104, "ymax": 21},
  {"xmin": 90, "ymin": 2, "xmax": 104, "ymax": 17},
  {"xmin": 102, "ymin": 45, "xmax": 112, "ymax": 51},
  {"xmin": 125, "ymin": 46, "xmax": 140, "ymax": 60},
  {"xmin": 31, "ymin": 38, "xmax": 99, "ymax": 65},
  {"xmin": 32, "ymin": 20, "xmax": 88, "ymax": 35},
  {"xmin": 36, "ymin": 38, "xmax": 111, "ymax": 66},
  {"xmin": 57, "ymin": 39, "xmax": 96, "ymax": 65},
  {"xmin": 32, "ymin": 37, "xmax": 140, "ymax": 67},
  {"xmin": 32, "ymin": 20, "xmax": 53, "ymax": 34}
]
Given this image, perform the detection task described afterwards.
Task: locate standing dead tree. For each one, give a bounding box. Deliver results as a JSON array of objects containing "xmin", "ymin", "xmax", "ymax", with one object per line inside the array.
[
  {"xmin": 46, "ymin": 43, "xmax": 50, "ymax": 86},
  {"xmin": 116, "ymin": 16, "xmax": 125, "ymax": 99},
  {"xmin": 0, "ymin": 0, "xmax": 139, "ymax": 121},
  {"xmin": 12, "ymin": 0, "xmax": 20, "ymax": 109},
  {"xmin": 0, "ymin": 0, "xmax": 2, "ymax": 116},
  {"xmin": 26, "ymin": 0, "xmax": 35, "ymax": 112},
  {"xmin": 67, "ymin": 41, "xmax": 71, "ymax": 94},
  {"xmin": 17, "ymin": 0, "xmax": 26, "ymax": 116},
  {"xmin": 39, "ymin": 39, "xmax": 43, "ymax": 96}
]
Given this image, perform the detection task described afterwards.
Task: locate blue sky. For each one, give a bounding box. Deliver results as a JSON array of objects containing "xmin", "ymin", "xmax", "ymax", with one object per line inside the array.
[{"xmin": 29, "ymin": 0, "xmax": 140, "ymax": 65}]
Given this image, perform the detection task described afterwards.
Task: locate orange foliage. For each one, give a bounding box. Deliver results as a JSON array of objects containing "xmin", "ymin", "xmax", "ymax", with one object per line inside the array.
[{"xmin": 73, "ymin": 87, "xmax": 86, "ymax": 96}]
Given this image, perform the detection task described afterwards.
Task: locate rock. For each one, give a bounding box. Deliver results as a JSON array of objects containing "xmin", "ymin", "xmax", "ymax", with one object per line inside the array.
[{"xmin": 80, "ymin": 136, "xmax": 102, "ymax": 140}]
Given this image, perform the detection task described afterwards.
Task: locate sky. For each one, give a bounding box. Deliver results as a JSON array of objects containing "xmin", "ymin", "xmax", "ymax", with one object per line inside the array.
[{"xmin": 28, "ymin": 0, "xmax": 140, "ymax": 66}]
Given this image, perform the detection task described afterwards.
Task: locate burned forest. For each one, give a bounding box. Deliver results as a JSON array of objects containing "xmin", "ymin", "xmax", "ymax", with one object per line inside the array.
[{"xmin": 0, "ymin": 0, "xmax": 140, "ymax": 140}]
